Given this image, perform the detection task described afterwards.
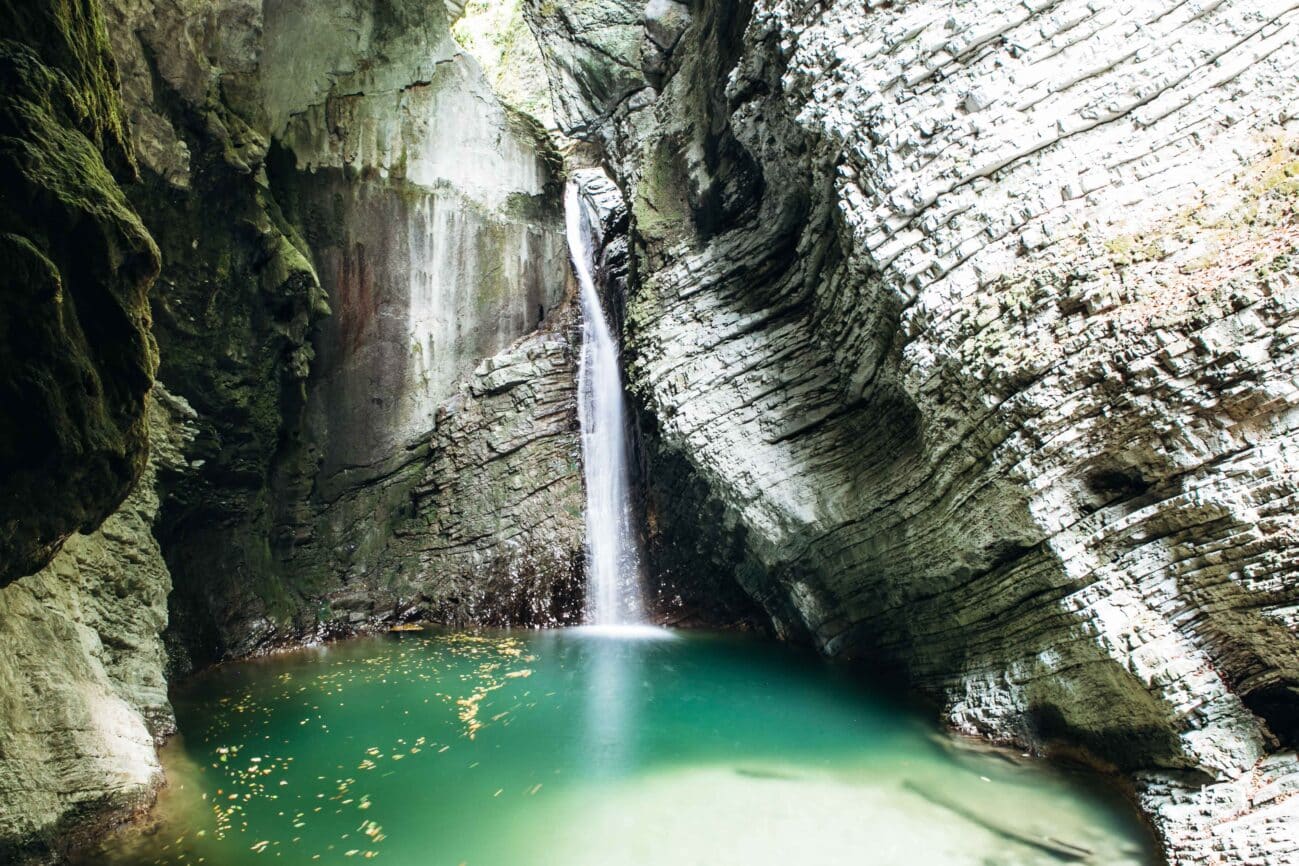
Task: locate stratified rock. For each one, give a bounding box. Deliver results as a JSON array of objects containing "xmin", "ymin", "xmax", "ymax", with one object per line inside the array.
[
  {"xmin": 0, "ymin": 0, "xmax": 160, "ymax": 584},
  {"xmin": 279, "ymin": 304, "xmax": 587, "ymax": 643},
  {"xmin": 94, "ymin": 0, "xmax": 578, "ymax": 663},
  {"xmin": 0, "ymin": 387, "xmax": 195, "ymax": 864},
  {"xmin": 523, "ymin": 0, "xmax": 648, "ymax": 135},
  {"xmin": 525, "ymin": 0, "xmax": 1299, "ymax": 861}
]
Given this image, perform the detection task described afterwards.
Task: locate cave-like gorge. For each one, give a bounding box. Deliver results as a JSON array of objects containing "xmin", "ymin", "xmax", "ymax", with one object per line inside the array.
[{"xmin": 1, "ymin": 0, "xmax": 1297, "ymax": 864}]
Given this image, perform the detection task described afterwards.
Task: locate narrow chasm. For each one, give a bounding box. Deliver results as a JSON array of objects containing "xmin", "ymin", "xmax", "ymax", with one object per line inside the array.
[{"xmin": 1, "ymin": 1, "xmax": 1297, "ymax": 865}]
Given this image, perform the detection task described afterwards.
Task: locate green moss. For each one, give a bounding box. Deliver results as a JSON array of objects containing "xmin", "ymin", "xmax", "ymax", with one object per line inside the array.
[
  {"xmin": 1263, "ymin": 162, "xmax": 1299, "ymax": 197},
  {"xmin": 0, "ymin": 5, "xmax": 160, "ymax": 582},
  {"xmin": 633, "ymin": 135, "xmax": 693, "ymax": 245},
  {"xmin": 120, "ymin": 72, "xmax": 331, "ymax": 660},
  {"xmin": 453, "ymin": 0, "xmax": 558, "ymax": 125},
  {"xmin": 0, "ymin": 0, "xmax": 137, "ymax": 176},
  {"xmin": 1256, "ymin": 250, "xmax": 1294, "ymax": 282},
  {"xmin": 503, "ymin": 104, "xmax": 564, "ymax": 186},
  {"xmin": 1258, "ymin": 139, "xmax": 1299, "ymax": 199},
  {"xmin": 1103, "ymin": 232, "xmax": 1165, "ymax": 268},
  {"xmin": 1103, "ymin": 235, "xmax": 1133, "ymax": 258},
  {"xmin": 502, "ymin": 190, "xmax": 559, "ymax": 222}
]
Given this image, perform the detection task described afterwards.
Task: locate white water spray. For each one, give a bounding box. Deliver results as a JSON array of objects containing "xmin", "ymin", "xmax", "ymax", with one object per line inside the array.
[{"xmin": 566, "ymin": 180, "xmax": 645, "ymax": 626}]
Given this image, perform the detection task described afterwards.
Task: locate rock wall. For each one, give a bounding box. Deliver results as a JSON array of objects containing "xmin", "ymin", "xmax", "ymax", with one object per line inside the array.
[
  {"xmin": 96, "ymin": 0, "xmax": 584, "ymax": 662},
  {"xmin": 96, "ymin": 0, "xmax": 331, "ymax": 668},
  {"xmin": 525, "ymin": 0, "xmax": 1299, "ymax": 860},
  {"xmin": 279, "ymin": 306, "xmax": 587, "ymax": 642},
  {"xmin": 0, "ymin": 0, "xmax": 160, "ymax": 584},
  {"xmin": 0, "ymin": 4, "xmax": 202, "ymax": 858},
  {"xmin": 0, "ymin": 0, "xmax": 583, "ymax": 852},
  {"xmin": 0, "ymin": 388, "xmax": 195, "ymax": 864}
]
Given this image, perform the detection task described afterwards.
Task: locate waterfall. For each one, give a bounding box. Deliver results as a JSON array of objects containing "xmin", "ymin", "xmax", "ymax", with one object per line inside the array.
[{"xmin": 565, "ymin": 180, "xmax": 645, "ymax": 626}]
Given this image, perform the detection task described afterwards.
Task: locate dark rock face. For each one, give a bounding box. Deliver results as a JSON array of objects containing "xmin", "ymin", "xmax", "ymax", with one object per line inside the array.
[
  {"xmin": 525, "ymin": 0, "xmax": 1299, "ymax": 859},
  {"xmin": 274, "ymin": 305, "xmax": 587, "ymax": 643},
  {"xmin": 0, "ymin": 387, "xmax": 195, "ymax": 864},
  {"xmin": 94, "ymin": 0, "xmax": 584, "ymax": 665},
  {"xmin": 1, "ymin": 0, "xmax": 586, "ymax": 851},
  {"xmin": 132, "ymin": 144, "xmax": 327, "ymax": 670},
  {"xmin": 0, "ymin": 0, "xmax": 160, "ymax": 585},
  {"xmin": 0, "ymin": 9, "xmax": 195, "ymax": 858}
]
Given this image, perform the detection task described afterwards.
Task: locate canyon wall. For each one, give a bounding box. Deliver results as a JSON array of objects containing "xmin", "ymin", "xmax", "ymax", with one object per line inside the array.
[
  {"xmin": 0, "ymin": 3, "xmax": 180, "ymax": 859},
  {"xmin": 100, "ymin": 0, "xmax": 585, "ymax": 663},
  {"xmin": 0, "ymin": 0, "xmax": 160, "ymax": 585},
  {"xmin": 0, "ymin": 389, "xmax": 195, "ymax": 863},
  {"xmin": 5, "ymin": 0, "xmax": 1296, "ymax": 862},
  {"xmin": 525, "ymin": 0, "xmax": 1299, "ymax": 860},
  {"xmin": 1, "ymin": 0, "xmax": 583, "ymax": 855}
]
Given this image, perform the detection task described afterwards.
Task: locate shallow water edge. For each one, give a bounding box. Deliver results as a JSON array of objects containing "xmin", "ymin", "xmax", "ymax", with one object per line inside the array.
[{"xmin": 77, "ymin": 628, "xmax": 1161, "ymax": 866}]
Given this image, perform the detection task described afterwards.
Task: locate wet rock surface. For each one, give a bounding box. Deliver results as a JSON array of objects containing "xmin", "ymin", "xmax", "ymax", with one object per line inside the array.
[
  {"xmin": 279, "ymin": 306, "xmax": 587, "ymax": 643},
  {"xmin": 1, "ymin": 1, "xmax": 582, "ymax": 852},
  {"xmin": 3, "ymin": 0, "xmax": 1298, "ymax": 862},
  {"xmin": 0, "ymin": 0, "xmax": 161, "ymax": 585},
  {"xmin": 92, "ymin": 0, "xmax": 581, "ymax": 663},
  {"xmin": 525, "ymin": 0, "xmax": 1299, "ymax": 861},
  {"xmin": 0, "ymin": 388, "xmax": 195, "ymax": 864}
]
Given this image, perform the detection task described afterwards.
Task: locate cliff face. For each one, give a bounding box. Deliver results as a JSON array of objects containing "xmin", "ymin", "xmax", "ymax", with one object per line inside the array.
[
  {"xmin": 0, "ymin": 4, "xmax": 188, "ymax": 859},
  {"xmin": 4, "ymin": 0, "xmax": 1298, "ymax": 862},
  {"xmin": 280, "ymin": 309, "xmax": 587, "ymax": 636},
  {"xmin": 96, "ymin": 0, "xmax": 585, "ymax": 663},
  {"xmin": 525, "ymin": 0, "xmax": 1299, "ymax": 859},
  {"xmin": 0, "ymin": 0, "xmax": 584, "ymax": 853},
  {"xmin": 0, "ymin": 0, "xmax": 160, "ymax": 585},
  {"xmin": 0, "ymin": 388, "xmax": 195, "ymax": 864}
]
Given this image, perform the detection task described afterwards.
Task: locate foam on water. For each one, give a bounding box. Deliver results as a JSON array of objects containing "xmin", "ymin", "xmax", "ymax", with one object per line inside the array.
[{"xmin": 566, "ymin": 624, "xmax": 677, "ymax": 640}]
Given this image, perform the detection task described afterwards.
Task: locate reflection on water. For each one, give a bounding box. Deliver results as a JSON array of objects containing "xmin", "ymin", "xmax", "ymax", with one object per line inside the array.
[
  {"xmin": 584, "ymin": 635, "xmax": 634, "ymax": 778},
  {"xmin": 83, "ymin": 629, "xmax": 1157, "ymax": 866},
  {"xmin": 573, "ymin": 625, "xmax": 673, "ymax": 778}
]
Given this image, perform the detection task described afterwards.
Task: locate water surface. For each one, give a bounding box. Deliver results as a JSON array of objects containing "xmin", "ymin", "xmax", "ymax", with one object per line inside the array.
[{"xmin": 89, "ymin": 629, "xmax": 1155, "ymax": 866}]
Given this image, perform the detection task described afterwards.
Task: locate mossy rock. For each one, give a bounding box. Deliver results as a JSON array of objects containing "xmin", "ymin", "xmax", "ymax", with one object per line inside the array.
[{"xmin": 0, "ymin": 1, "xmax": 160, "ymax": 585}]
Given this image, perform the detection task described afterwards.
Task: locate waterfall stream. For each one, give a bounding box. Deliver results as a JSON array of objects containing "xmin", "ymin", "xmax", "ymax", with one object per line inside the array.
[{"xmin": 566, "ymin": 180, "xmax": 645, "ymax": 626}]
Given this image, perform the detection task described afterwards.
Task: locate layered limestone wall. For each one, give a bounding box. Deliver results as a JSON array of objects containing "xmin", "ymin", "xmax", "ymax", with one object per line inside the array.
[
  {"xmin": 94, "ymin": 0, "xmax": 583, "ymax": 662},
  {"xmin": 0, "ymin": 389, "xmax": 195, "ymax": 863},
  {"xmin": 277, "ymin": 308, "xmax": 587, "ymax": 645},
  {"xmin": 525, "ymin": 0, "xmax": 1299, "ymax": 860}
]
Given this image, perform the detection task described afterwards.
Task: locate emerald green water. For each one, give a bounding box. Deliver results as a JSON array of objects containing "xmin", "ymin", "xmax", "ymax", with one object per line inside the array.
[{"xmin": 89, "ymin": 629, "xmax": 1155, "ymax": 866}]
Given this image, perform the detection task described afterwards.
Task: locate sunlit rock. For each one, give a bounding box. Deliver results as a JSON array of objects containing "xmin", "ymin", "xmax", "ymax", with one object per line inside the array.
[{"xmin": 524, "ymin": 0, "xmax": 1299, "ymax": 860}]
